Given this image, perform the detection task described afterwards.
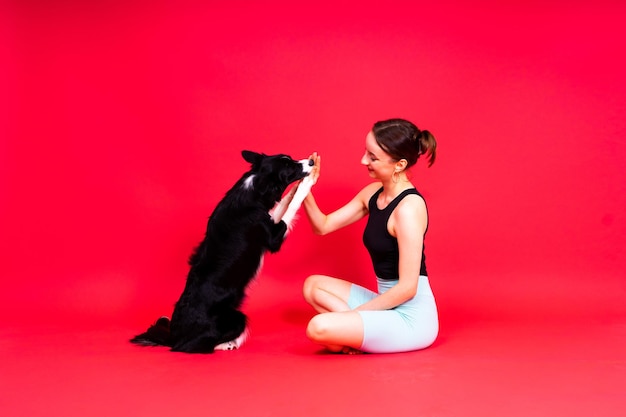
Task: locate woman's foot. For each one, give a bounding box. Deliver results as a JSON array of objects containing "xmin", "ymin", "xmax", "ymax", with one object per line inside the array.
[
  {"xmin": 325, "ymin": 344, "xmax": 363, "ymax": 355},
  {"xmin": 341, "ymin": 346, "xmax": 363, "ymax": 355}
]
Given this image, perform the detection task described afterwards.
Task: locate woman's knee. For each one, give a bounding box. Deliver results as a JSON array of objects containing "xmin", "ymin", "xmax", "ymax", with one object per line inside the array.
[
  {"xmin": 302, "ymin": 274, "xmax": 325, "ymax": 303},
  {"xmin": 306, "ymin": 313, "xmax": 364, "ymax": 349},
  {"xmin": 306, "ymin": 314, "xmax": 330, "ymax": 343}
]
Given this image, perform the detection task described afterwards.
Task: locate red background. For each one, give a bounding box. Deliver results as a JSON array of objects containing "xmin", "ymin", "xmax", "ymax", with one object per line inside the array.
[
  {"xmin": 3, "ymin": 0, "xmax": 624, "ymax": 326},
  {"xmin": 1, "ymin": 2, "xmax": 625, "ymax": 415}
]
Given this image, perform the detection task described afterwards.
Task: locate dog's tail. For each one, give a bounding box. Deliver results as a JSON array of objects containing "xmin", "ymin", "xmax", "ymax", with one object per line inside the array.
[{"xmin": 130, "ymin": 316, "xmax": 172, "ymax": 347}]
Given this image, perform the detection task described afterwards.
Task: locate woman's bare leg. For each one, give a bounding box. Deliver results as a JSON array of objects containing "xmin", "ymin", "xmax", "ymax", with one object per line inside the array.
[
  {"xmin": 303, "ymin": 275, "xmax": 366, "ymax": 353},
  {"xmin": 306, "ymin": 311, "xmax": 365, "ymax": 353},
  {"xmin": 303, "ymin": 274, "xmax": 353, "ymax": 313}
]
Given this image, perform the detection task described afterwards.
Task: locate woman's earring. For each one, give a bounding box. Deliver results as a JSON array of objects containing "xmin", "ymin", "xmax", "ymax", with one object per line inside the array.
[{"xmin": 392, "ymin": 170, "xmax": 400, "ymax": 183}]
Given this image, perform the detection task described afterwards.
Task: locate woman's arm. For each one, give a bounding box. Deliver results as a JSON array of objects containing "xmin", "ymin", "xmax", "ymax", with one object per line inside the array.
[
  {"xmin": 302, "ymin": 152, "xmax": 379, "ymax": 235},
  {"xmin": 353, "ymin": 194, "xmax": 428, "ymax": 311},
  {"xmin": 303, "ymin": 184, "xmax": 376, "ymax": 235}
]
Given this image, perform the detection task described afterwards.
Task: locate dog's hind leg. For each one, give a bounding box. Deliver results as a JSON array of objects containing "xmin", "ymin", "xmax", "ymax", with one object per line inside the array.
[
  {"xmin": 213, "ymin": 309, "xmax": 248, "ymax": 351},
  {"xmin": 214, "ymin": 327, "xmax": 250, "ymax": 351},
  {"xmin": 171, "ymin": 310, "xmax": 249, "ymax": 353},
  {"xmin": 171, "ymin": 333, "xmax": 220, "ymax": 353}
]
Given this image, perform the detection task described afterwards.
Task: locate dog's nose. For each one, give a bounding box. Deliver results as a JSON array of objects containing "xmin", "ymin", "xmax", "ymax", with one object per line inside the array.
[{"xmin": 308, "ymin": 159, "xmax": 314, "ymax": 166}]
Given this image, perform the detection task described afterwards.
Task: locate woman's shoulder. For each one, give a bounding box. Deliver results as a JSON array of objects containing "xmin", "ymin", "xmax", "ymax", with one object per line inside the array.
[
  {"xmin": 395, "ymin": 190, "xmax": 427, "ymax": 219},
  {"xmin": 391, "ymin": 189, "xmax": 428, "ymax": 235}
]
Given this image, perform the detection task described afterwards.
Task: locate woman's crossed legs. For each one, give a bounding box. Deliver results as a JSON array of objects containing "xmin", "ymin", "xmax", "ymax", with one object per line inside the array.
[{"xmin": 302, "ymin": 274, "xmax": 366, "ymax": 354}]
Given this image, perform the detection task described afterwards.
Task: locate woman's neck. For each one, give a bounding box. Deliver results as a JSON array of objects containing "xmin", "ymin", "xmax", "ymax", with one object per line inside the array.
[{"xmin": 380, "ymin": 175, "xmax": 414, "ymax": 202}]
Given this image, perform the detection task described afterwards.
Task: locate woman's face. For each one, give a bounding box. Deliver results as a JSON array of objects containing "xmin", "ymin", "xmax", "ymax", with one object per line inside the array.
[{"xmin": 361, "ymin": 131, "xmax": 396, "ymax": 180}]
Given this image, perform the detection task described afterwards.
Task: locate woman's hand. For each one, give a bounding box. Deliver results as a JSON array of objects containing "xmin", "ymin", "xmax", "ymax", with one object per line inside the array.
[{"xmin": 307, "ymin": 152, "xmax": 321, "ymax": 186}]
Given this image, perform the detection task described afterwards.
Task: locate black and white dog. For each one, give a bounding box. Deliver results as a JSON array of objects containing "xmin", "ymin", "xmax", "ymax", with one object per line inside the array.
[{"xmin": 131, "ymin": 150, "xmax": 314, "ymax": 353}]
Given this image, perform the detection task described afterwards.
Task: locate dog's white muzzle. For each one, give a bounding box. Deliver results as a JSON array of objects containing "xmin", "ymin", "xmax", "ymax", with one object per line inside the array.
[{"xmin": 299, "ymin": 158, "xmax": 314, "ymax": 175}]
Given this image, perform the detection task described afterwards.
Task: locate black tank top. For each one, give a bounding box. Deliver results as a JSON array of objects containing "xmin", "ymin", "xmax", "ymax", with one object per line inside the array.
[{"xmin": 362, "ymin": 187, "xmax": 428, "ymax": 280}]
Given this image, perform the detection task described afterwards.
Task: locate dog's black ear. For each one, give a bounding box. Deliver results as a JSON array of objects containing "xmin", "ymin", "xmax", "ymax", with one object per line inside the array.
[{"xmin": 242, "ymin": 150, "xmax": 263, "ymax": 165}]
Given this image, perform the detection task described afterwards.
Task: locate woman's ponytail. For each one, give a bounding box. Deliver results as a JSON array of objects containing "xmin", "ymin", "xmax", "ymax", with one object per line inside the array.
[{"xmin": 419, "ymin": 129, "xmax": 437, "ymax": 167}]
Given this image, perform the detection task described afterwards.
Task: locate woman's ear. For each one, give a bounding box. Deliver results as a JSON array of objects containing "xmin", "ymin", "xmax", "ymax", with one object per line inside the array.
[{"xmin": 395, "ymin": 159, "xmax": 408, "ymax": 172}]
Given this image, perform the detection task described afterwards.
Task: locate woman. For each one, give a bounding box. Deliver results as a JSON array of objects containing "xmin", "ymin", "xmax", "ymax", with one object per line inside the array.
[{"xmin": 302, "ymin": 118, "xmax": 439, "ymax": 354}]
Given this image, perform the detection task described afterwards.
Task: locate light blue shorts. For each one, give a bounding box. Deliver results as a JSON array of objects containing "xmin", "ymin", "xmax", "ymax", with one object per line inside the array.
[{"xmin": 347, "ymin": 275, "xmax": 439, "ymax": 353}]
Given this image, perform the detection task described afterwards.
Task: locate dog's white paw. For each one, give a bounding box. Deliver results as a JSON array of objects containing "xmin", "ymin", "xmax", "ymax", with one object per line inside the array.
[{"xmin": 214, "ymin": 327, "xmax": 250, "ymax": 351}]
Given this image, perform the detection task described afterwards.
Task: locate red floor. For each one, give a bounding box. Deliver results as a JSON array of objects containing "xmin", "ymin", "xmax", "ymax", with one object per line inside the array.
[{"xmin": 2, "ymin": 274, "xmax": 624, "ymax": 417}]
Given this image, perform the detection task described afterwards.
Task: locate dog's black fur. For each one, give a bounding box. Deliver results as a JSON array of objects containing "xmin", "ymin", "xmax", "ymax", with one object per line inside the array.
[{"xmin": 130, "ymin": 150, "xmax": 312, "ymax": 353}]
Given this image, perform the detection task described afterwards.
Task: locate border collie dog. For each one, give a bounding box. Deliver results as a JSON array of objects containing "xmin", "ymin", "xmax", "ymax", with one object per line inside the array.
[{"xmin": 131, "ymin": 150, "xmax": 314, "ymax": 353}]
